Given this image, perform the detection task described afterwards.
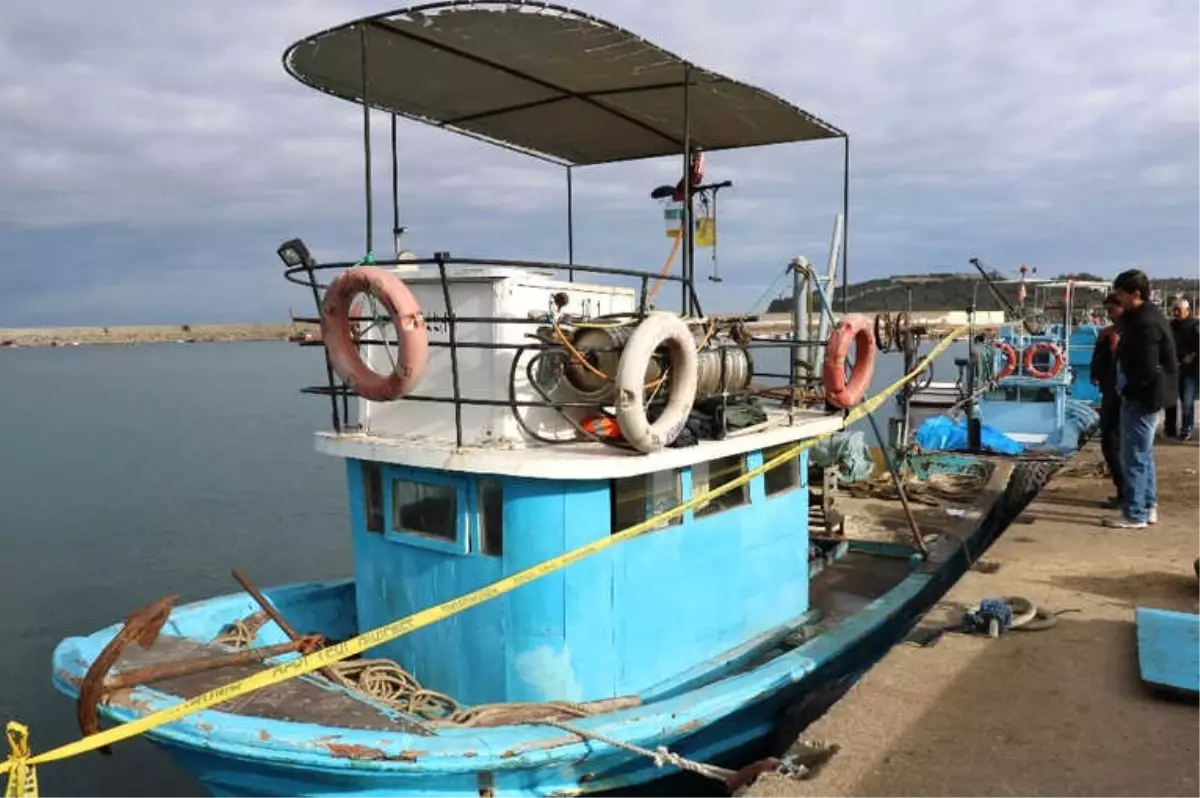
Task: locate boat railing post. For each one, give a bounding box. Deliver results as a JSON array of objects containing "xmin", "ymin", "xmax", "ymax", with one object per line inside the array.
[
  {"xmin": 790, "ymin": 257, "xmax": 806, "ymax": 394},
  {"xmin": 435, "ymin": 252, "xmax": 464, "ymax": 448},
  {"xmin": 797, "ymin": 263, "xmax": 810, "ymax": 378},
  {"xmin": 305, "ymin": 261, "xmax": 341, "ymax": 433}
]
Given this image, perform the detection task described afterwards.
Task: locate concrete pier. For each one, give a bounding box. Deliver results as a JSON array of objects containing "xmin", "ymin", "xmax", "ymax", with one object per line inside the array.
[{"xmin": 750, "ymin": 441, "xmax": 1199, "ymax": 797}]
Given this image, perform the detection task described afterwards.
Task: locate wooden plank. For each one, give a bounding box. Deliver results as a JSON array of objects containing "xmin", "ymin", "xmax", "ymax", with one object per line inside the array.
[{"xmin": 1135, "ymin": 607, "xmax": 1200, "ymax": 695}]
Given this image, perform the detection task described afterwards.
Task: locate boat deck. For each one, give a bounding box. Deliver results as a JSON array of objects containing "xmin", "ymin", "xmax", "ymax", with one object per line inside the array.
[
  {"xmin": 314, "ymin": 406, "xmax": 843, "ymax": 478},
  {"xmin": 748, "ymin": 442, "xmax": 1200, "ymax": 797},
  {"xmin": 106, "ymin": 637, "xmax": 429, "ymax": 734},
  {"xmin": 104, "ymin": 546, "xmax": 920, "ymax": 735}
]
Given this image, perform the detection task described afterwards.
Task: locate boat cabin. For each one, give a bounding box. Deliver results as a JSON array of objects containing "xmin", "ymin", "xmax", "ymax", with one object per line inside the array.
[{"xmin": 318, "ymin": 265, "xmax": 842, "ymax": 705}]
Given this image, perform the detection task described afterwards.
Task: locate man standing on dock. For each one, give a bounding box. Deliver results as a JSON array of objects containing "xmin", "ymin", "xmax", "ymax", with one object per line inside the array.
[
  {"xmin": 1091, "ymin": 293, "xmax": 1125, "ymax": 508},
  {"xmin": 1103, "ymin": 269, "xmax": 1178, "ymax": 529},
  {"xmin": 1165, "ymin": 298, "xmax": 1198, "ymax": 441}
]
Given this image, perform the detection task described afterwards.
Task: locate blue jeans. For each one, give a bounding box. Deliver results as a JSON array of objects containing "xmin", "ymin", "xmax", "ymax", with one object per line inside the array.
[
  {"xmin": 1180, "ymin": 373, "xmax": 1198, "ymax": 436},
  {"xmin": 1120, "ymin": 399, "xmax": 1158, "ymax": 523}
]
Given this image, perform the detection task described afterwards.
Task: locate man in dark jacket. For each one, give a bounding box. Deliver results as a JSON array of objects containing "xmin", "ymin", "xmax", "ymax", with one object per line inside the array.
[
  {"xmin": 1103, "ymin": 269, "xmax": 1178, "ymax": 529},
  {"xmin": 1165, "ymin": 298, "xmax": 1199, "ymax": 441},
  {"xmin": 1090, "ymin": 293, "xmax": 1124, "ymax": 507}
]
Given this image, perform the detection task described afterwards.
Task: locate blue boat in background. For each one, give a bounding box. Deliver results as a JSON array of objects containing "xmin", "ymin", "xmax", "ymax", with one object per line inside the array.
[
  {"xmin": 910, "ymin": 275, "xmax": 1104, "ymax": 459},
  {"xmin": 45, "ymin": 5, "xmax": 1071, "ymax": 796}
]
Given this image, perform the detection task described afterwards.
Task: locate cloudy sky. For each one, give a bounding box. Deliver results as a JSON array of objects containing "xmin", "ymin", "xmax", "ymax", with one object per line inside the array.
[{"xmin": 1, "ymin": 0, "xmax": 1196, "ymax": 326}]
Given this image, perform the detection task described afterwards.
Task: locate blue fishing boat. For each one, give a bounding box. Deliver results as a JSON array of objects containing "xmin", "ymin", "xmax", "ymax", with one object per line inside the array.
[
  {"xmin": 46, "ymin": 4, "xmax": 1057, "ymax": 796},
  {"xmin": 902, "ymin": 270, "xmax": 1101, "ymax": 459},
  {"xmin": 991, "ymin": 277, "xmax": 1113, "ymax": 409}
]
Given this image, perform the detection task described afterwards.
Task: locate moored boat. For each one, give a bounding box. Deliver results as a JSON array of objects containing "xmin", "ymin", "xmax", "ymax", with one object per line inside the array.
[{"xmin": 41, "ymin": 5, "xmax": 1067, "ymax": 797}]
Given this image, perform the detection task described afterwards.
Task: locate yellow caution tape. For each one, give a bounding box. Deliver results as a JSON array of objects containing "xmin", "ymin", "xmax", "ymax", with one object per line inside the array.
[
  {"xmin": 2, "ymin": 326, "xmax": 968, "ymax": 793},
  {"xmin": 3, "ymin": 726, "xmax": 35, "ymax": 798}
]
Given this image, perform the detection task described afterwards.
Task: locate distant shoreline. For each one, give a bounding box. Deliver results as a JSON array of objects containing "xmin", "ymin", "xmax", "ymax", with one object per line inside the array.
[{"xmin": 0, "ymin": 322, "xmax": 320, "ymax": 349}]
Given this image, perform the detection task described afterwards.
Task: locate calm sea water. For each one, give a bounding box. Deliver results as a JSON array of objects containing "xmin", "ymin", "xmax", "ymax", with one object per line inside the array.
[
  {"xmin": 0, "ymin": 338, "xmax": 959, "ymax": 796},
  {"xmin": 0, "ymin": 342, "xmax": 348, "ymax": 796}
]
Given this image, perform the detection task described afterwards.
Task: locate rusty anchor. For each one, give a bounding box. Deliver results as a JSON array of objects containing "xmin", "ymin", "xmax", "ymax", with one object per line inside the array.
[
  {"xmin": 77, "ymin": 594, "xmax": 177, "ymax": 754},
  {"xmin": 101, "ymin": 637, "xmax": 323, "ymax": 692},
  {"xmin": 76, "ymin": 593, "xmax": 323, "ymax": 751}
]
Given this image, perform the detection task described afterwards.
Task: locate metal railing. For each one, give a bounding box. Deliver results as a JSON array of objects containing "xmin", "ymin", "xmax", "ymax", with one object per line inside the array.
[{"xmin": 284, "ymin": 252, "xmax": 830, "ymax": 446}]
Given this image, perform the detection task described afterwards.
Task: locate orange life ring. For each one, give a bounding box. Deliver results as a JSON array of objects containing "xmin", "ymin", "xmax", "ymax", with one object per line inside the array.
[
  {"xmin": 320, "ymin": 266, "xmax": 428, "ymax": 402},
  {"xmin": 1023, "ymin": 341, "xmax": 1064, "ymax": 379},
  {"xmin": 822, "ymin": 314, "xmax": 877, "ymax": 409},
  {"xmin": 994, "ymin": 341, "xmax": 1018, "ymax": 379}
]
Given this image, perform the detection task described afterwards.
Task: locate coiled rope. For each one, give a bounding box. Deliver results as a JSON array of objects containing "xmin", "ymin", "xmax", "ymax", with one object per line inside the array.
[{"xmin": 213, "ymin": 629, "xmax": 617, "ymax": 726}]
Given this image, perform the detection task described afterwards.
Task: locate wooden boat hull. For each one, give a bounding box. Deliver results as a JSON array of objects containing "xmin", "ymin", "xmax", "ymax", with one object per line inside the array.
[{"xmin": 51, "ymin": 457, "xmax": 1046, "ymax": 797}]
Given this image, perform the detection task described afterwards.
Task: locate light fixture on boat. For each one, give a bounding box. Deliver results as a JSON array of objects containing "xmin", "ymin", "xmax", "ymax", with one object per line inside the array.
[{"xmin": 276, "ymin": 238, "xmax": 315, "ymax": 270}]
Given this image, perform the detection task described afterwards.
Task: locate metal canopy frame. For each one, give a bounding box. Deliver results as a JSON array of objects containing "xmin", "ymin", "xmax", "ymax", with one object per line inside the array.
[{"xmin": 281, "ymin": 1, "xmax": 854, "ymax": 442}]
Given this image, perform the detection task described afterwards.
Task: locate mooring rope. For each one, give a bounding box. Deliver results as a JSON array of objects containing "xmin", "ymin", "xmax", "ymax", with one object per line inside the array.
[{"xmin": 538, "ymin": 718, "xmax": 737, "ymax": 784}]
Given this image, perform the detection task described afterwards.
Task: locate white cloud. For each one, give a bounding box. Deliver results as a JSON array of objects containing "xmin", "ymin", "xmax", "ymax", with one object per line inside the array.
[{"xmin": 0, "ymin": 0, "xmax": 1196, "ymax": 325}]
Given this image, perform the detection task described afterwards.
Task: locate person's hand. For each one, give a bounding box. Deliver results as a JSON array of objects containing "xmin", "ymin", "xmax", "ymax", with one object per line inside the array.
[
  {"xmin": 1091, "ymin": 377, "xmax": 1100, "ymax": 386},
  {"xmin": 1183, "ymin": 353, "xmax": 1196, "ymax": 365}
]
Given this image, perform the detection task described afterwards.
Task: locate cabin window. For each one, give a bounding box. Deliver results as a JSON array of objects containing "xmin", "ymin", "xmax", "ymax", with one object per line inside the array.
[
  {"xmin": 362, "ymin": 462, "xmax": 384, "ymax": 533},
  {"xmin": 392, "ymin": 479, "xmax": 458, "ymax": 542},
  {"xmin": 762, "ymin": 444, "xmax": 800, "ymax": 496},
  {"xmin": 611, "ymin": 470, "xmax": 682, "ymax": 533},
  {"xmin": 477, "ymin": 479, "xmax": 504, "ymax": 556},
  {"xmin": 693, "ymin": 454, "xmax": 747, "ymax": 517}
]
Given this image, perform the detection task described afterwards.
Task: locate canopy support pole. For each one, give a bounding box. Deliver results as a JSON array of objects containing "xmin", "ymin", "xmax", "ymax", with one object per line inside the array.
[
  {"xmin": 391, "ymin": 113, "xmax": 403, "ymax": 257},
  {"xmin": 360, "ymin": 24, "xmax": 373, "ymax": 257},
  {"xmin": 566, "ymin": 166, "xmax": 575, "ymax": 281},
  {"xmin": 841, "ymin": 135, "xmax": 850, "ymax": 315},
  {"xmin": 681, "ymin": 63, "xmax": 693, "ymax": 316}
]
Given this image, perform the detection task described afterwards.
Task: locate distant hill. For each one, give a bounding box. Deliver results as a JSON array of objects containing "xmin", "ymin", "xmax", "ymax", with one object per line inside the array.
[{"xmin": 765, "ymin": 272, "xmax": 1198, "ymax": 315}]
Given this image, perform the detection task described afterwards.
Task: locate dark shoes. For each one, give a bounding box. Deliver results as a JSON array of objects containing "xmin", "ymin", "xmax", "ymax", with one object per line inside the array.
[{"xmin": 1099, "ymin": 496, "xmax": 1123, "ymax": 509}]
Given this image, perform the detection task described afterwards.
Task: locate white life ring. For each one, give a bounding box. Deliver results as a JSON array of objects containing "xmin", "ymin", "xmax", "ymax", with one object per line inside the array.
[{"xmin": 614, "ymin": 312, "xmax": 699, "ymax": 453}]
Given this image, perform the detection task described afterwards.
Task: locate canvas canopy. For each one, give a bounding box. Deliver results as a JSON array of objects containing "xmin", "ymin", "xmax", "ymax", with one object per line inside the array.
[{"xmin": 284, "ymin": 1, "xmax": 844, "ymax": 166}]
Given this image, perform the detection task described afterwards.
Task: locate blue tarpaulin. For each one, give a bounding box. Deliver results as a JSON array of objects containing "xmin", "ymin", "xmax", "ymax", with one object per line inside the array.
[{"xmin": 915, "ymin": 415, "xmax": 1025, "ymax": 455}]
